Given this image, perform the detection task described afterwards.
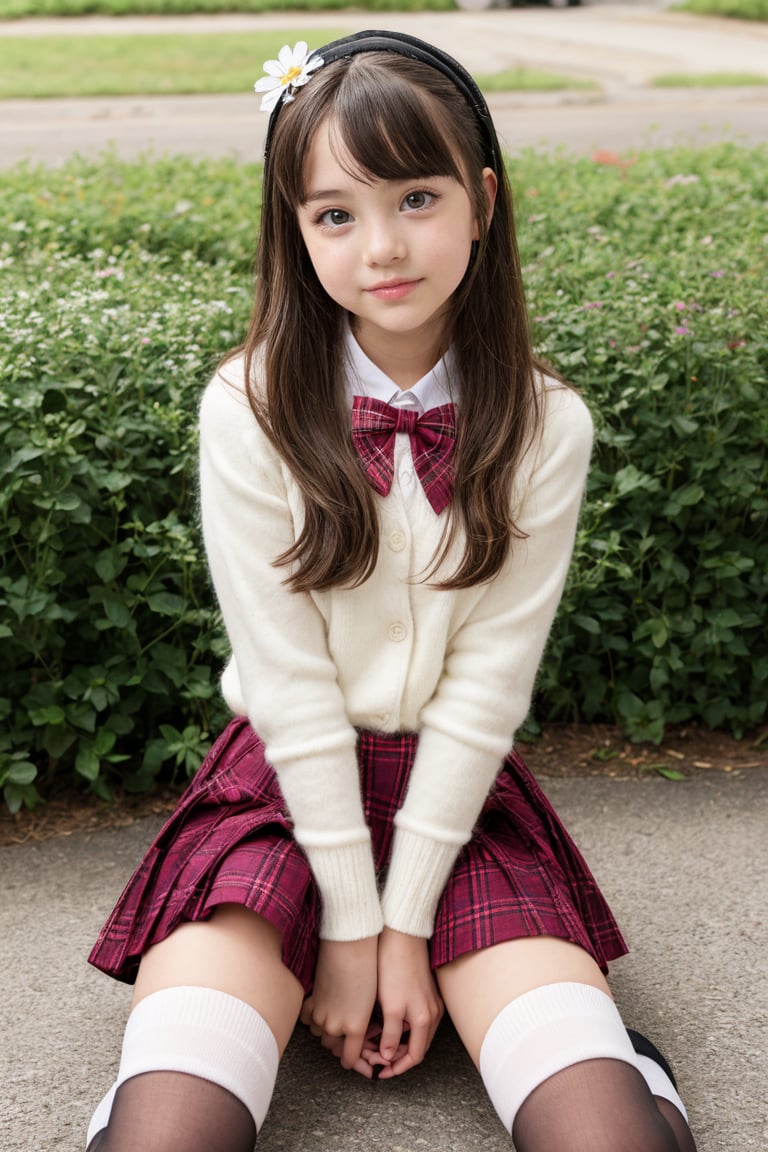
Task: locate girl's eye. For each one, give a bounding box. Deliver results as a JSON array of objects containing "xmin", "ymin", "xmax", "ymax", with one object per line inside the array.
[
  {"xmin": 402, "ymin": 190, "xmax": 435, "ymax": 212},
  {"xmin": 319, "ymin": 208, "xmax": 351, "ymax": 228}
]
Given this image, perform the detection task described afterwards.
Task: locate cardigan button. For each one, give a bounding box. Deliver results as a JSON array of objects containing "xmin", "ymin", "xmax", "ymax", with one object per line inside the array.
[
  {"xmin": 388, "ymin": 621, "xmax": 407, "ymax": 642},
  {"xmin": 388, "ymin": 530, "xmax": 406, "ymax": 552}
]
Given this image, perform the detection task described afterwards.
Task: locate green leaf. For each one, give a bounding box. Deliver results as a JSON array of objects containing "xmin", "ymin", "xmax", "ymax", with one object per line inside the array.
[
  {"xmin": 573, "ymin": 614, "xmax": 601, "ymax": 635},
  {"xmin": 94, "ymin": 547, "xmax": 127, "ymax": 582},
  {"xmin": 645, "ymin": 764, "xmax": 686, "ymax": 781},
  {"xmin": 650, "ymin": 619, "xmax": 668, "ymax": 648},
  {"xmin": 28, "ymin": 705, "xmax": 66, "ymax": 727},
  {"xmin": 103, "ymin": 596, "xmax": 131, "ymax": 629},
  {"xmin": 75, "ymin": 746, "xmax": 100, "ymax": 782},
  {"xmin": 6, "ymin": 761, "xmax": 38, "ymax": 786}
]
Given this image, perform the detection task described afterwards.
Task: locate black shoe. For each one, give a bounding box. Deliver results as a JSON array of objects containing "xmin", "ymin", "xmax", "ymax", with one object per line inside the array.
[{"xmin": 627, "ymin": 1029, "xmax": 678, "ymax": 1089}]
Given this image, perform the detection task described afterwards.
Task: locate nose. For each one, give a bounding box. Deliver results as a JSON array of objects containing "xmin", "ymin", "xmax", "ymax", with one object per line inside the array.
[{"xmin": 363, "ymin": 217, "xmax": 406, "ymax": 266}]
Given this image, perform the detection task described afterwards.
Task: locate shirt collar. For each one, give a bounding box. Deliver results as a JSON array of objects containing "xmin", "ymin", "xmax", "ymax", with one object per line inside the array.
[{"xmin": 343, "ymin": 325, "xmax": 457, "ymax": 415}]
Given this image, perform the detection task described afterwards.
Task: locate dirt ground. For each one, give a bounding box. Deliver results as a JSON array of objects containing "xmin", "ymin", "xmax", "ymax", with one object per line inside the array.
[{"xmin": 1, "ymin": 722, "xmax": 765, "ymax": 848}]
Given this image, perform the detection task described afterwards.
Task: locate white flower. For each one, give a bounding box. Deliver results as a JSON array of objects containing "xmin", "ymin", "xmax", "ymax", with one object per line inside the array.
[{"xmin": 254, "ymin": 41, "xmax": 324, "ymax": 113}]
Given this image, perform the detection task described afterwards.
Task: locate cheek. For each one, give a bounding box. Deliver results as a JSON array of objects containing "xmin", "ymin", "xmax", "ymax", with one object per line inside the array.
[
  {"xmin": 300, "ymin": 231, "xmax": 333, "ymax": 284},
  {"xmin": 300, "ymin": 236, "xmax": 352, "ymax": 306}
]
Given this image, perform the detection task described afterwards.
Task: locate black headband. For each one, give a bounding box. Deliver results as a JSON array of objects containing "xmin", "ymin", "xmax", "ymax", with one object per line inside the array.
[{"xmin": 264, "ymin": 30, "xmax": 502, "ymax": 175}]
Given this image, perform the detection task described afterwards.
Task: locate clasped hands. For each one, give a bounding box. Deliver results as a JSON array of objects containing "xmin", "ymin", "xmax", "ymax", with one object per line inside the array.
[{"xmin": 300, "ymin": 926, "xmax": 444, "ymax": 1080}]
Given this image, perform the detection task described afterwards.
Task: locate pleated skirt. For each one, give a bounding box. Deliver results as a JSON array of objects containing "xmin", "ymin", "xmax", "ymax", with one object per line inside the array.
[{"xmin": 89, "ymin": 717, "xmax": 627, "ymax": 993}]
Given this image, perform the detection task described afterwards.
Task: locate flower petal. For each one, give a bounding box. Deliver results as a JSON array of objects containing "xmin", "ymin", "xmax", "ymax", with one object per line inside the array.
[
  {"xmin": 278, "ymin": 45, "xmax": 296, "ymax": 72},
  {"xmin": 261, "ymin": 58, "xmax": 283, "ymax": 78},
  {"xmin": 254, "ymin": 76, "xmax": 281, "ymax": 93},
  {"xmin": 259, "ymin": 86, "xmax": 285, "ymax": 113}
]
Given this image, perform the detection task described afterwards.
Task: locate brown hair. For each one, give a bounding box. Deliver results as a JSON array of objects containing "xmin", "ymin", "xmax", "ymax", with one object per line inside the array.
[{"xmin": 233, "ymin": 52, "xmax": 543, "ymax": 592}]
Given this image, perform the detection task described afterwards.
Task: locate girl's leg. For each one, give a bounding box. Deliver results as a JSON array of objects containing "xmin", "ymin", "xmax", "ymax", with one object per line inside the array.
[
  {"xmin": 437, "ymin": 935, "xmax": 696, "ymax": 1152},
  {"xmin": 87, "ymin": 905, "xmax": 304, "ymax": 1152}
]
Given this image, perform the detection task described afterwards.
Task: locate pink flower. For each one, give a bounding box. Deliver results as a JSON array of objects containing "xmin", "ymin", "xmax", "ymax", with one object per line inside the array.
[
  {"xmin": 583, "ymin": 301, "xmax": 602, "ymax": 310},
  {"xmin": 710, "ymin": 270, "xmax": 726, "ymax": 278},
  {"xmin": 675, "ymin": 326, "xmax": 690, "ymax": 336},
  {"xmin": 140, "ymin": 337, "xmax": 151, "ymax": 346},
  {"xmin": 674, "ymin": 301, "xmax": 686, "ymax": 311}
]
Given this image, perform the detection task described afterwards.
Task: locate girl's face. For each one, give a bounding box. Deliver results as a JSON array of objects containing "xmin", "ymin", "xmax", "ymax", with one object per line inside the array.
[{"xmin": 297, "ymin": 119, "xmax": 496, "ymax": 378}]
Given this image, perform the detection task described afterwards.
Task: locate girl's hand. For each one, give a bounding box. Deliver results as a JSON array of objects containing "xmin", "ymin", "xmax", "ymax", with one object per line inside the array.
[
  {"xmin": 368, "ymin": 927, "xmax": 444, "ymax": 1079},
  {"xmin": 301, "ymin": 936, "xmax": 379, "ymax": 1076}
]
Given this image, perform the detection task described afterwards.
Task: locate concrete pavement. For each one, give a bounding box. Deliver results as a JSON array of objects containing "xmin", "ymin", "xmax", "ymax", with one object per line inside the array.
[
  {"xmin": 1, "ymin": 6, "xmax": 768, "ymax": 166},
  {"xmin": 2, "ymin": 768, "xmax": 766, "ymax": 1150}
]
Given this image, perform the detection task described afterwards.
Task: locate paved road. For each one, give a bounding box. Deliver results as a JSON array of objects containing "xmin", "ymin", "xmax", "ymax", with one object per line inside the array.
[
  {"xmin": 1, "ymin": 6, "xmax": 768, "ymax": 166},
  {"xmin": 2, "ymin": 768, "xmax": 766, "ymax": 1150}
]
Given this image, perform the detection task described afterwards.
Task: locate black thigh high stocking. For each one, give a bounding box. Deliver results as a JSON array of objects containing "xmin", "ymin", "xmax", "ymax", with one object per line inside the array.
[
  {"xmin": 87, "ymin": 1071, "xmax": 257, "ymax": 1152},
  {"xmin": 511, "ymin": 1058, "xmax": 696, "ymax": 1152}
]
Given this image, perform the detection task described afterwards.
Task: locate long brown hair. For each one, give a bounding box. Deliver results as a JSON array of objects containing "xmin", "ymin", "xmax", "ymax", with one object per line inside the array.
[{"xmin": 233, "ymin": 52, "xmax": 542, "ymax": 592}]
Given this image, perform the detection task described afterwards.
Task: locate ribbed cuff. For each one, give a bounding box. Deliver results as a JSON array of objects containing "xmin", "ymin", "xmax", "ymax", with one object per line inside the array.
[
  {"xmin": 117, "ymin": 986, "xmax": 279, "ymax": 1132},
  {"xmin": 380, "ymin": 826, "xmax": 463, "ymax": 938},
  {"xmin": 304, "ymin": 838, "xmax": 384, "ymax": 941}
]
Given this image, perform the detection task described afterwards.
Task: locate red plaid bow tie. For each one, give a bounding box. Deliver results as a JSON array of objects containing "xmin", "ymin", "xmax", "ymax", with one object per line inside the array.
[{"xmin": 350, "ymin": 396, "xmax": 456, "ymax": 514}]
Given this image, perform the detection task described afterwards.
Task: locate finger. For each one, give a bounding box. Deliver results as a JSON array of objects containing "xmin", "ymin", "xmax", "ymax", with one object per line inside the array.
[
  {"xmin": 377, "ymin": 1050, "xmax": 419, "ymax": 1079},
  {"xmin": 361, "ymin": 1044, "xmax": 391, "ymax": 1067},
  {"xmin": 299, "ymin": 998, "xmax": 314, "ymax": 1027},
  {"xmin": 404, "ymin": 1016, "xmax": 431, "ymax": 1068},
  {"xmin": 340, "ymin": 1032, "xmax": 366, "ymax": 1071},
  {"xmin": 370, "ymin": 1041, "xmax": 408, "ymax": 1070},
  {"xmin": 377, "ymin": 1015, "xmax": 434, "ymax": 1080},
  {"xmin": 350, "ymin": 1055, "xmax": 374, "ymax": 1080},
  {"xmin": 379, "ymin": 1010, "xmax": 406, "ymax": 1062}
]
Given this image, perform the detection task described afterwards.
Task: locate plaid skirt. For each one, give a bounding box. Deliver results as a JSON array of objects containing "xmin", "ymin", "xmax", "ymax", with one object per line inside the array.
[{"xmin": 89, "ymin": 717, "xmax": 627, "ymax": 993}]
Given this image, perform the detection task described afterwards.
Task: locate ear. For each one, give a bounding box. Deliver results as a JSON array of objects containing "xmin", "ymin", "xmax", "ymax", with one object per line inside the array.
[{"xmin": 472, "ymin": 167, "xmax": 498, "ymax": 240}]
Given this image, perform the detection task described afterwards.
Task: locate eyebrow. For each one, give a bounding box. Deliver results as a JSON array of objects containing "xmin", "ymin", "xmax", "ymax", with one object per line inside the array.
[{"xmin": 302, "ymin": 189, "xmax": 347, "ymax": 205}]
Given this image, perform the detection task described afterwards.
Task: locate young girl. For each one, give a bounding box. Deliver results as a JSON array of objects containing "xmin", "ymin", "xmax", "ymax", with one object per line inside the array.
[{"xmin": 85, "ymin": 31, "xmax": 697, "ymax": 1152}]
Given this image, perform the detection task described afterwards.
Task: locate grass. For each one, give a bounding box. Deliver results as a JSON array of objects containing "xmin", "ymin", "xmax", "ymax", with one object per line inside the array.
[
  {"xmin": 476, "ymin": 68, "xmax": 599, "ymax": 94},
  {"xmin": 0, "ymin": 31, "xmax": 350, "ymax": 98},
  {"xmin": 0, "ymin": 0, "xmax": 455, "ymax": 17},
  {"xmin": 0, "ymin": 33, "xmax": 595, "ymax": 99},
  {"xmin": 674, "ymin": 0, "xmax": 768, "ymax": 18},
  {"xmin": 654, "ymin": 72, "xmax": 768, "ymax": 87}
]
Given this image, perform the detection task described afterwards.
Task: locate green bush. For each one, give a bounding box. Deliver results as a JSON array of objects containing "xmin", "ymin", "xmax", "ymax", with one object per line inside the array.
[
  {"xmin": 516, "ymin": 147, "xmax": 767, "ymax": 742},
  {"xmin": 1, "ymin": 145, "xmax": 766, "ymax": 811},
  {"xmin": 0, "ymin": 155, "xmax": 255, "ymax": 812}
]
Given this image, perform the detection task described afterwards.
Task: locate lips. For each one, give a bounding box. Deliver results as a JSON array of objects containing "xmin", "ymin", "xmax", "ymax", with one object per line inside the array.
[{"xmin": 365, "ymin": 279, "xmax": 421, "ymax": 301}]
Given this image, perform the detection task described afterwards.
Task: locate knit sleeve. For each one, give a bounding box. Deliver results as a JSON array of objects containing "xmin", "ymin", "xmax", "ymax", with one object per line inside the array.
[
  {"xmin": 199, "ymin": 365, "xmax": 383, "ymax": 941},
  {"xmin": 380, "ymin": 384, "xmax": 594, "ymax": 937}
]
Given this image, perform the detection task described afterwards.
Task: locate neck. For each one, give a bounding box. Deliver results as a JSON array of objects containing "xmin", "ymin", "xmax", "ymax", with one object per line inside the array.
[{"xmin": 351, "ymin": 319, "xmax": 447, "ymax": 390}]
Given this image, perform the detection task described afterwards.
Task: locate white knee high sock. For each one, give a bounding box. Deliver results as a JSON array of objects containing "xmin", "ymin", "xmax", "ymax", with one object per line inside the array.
[
  {"xmin": 635, "ymin": 1052, "xmax": 689, "ymax": 1124},
  {"xmin": 86, "ymin": 986, "xmax": 279, "ymax": 1148},
  {"xmin": 479, "ymin": 982, "xmax": 638, "ymax": 1133}
]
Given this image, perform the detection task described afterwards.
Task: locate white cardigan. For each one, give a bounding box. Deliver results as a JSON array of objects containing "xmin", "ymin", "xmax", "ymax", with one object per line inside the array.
[{"xmin": 198, "ymin": 349, "xmax": 593, "ymax": 943}]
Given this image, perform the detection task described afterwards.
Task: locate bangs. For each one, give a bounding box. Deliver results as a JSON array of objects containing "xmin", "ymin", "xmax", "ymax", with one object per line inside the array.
[
  {"xmin": 322, "ymin": 58, "xmax": 466, "ymax": 188},
  {"xmin": 269, "ymin": 53, "xmax": 476, "ymax": 206}
]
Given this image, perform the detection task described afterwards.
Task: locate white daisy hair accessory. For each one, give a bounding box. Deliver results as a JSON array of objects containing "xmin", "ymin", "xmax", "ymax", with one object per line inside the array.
[{"xmin": 255, "ymin": 41, "xmax": 324, "ymax": 113}]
